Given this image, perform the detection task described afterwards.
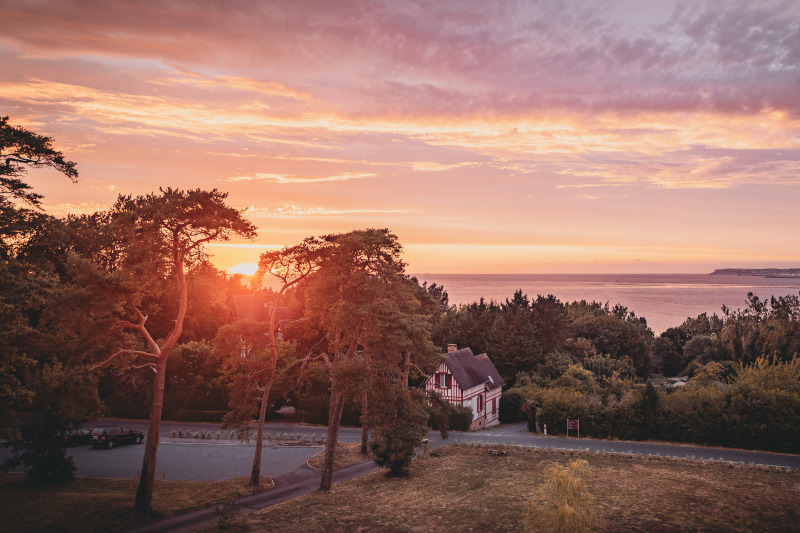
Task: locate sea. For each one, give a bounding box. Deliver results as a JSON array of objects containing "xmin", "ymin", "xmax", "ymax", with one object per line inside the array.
[{"xmin": 412, "ymin": 274, "xmax": 800, "ymax": 335}]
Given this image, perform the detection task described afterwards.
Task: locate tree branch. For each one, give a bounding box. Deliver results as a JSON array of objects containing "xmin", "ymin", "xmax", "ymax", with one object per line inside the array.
[{"xmin": 89, "ymin": 349, "xmax": 159, "ymax": 371}]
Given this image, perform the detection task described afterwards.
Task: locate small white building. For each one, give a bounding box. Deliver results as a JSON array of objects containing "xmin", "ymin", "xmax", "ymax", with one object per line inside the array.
[{"xmin": 424, "ymin": 345, "xmax": 505, "ymax": 430}]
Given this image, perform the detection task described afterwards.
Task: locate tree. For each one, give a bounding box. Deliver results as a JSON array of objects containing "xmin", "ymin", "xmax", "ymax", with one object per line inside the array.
[
  {"xmin": 1, "ymin": 116, "xmax": 77, "ymax": 258},
  {"xmin": 234, "ymin": 238, "xmax": 324, "ymax": 486},
  {"xmin": 0, "ymin": 117, "xmax": 78, "ymax": 442},
  {"xmin": 299, "ymin": 228, "xmax": 407, "ymax": 491},
  {"xmin": 368, "ymin": 382, "xmax": 429, "ymax": 476},
  {"xmin": 89, "ymin": 188, "xmax": 256, "ymax": 512},
  {"xmin": 2, "ymin": 361, "xmax": 101, "ymax": 485}
]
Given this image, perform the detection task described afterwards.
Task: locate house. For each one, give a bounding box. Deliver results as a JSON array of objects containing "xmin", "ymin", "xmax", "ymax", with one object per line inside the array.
[{"xmin": 424, "ymin": 344, "xmax": 505, "ymax": 430}]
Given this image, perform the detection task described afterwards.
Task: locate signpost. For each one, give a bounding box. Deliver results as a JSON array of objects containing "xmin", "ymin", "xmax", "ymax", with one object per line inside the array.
[{"xmin": 567, "ymin": 419, "xmax": 580, "ymax": 438}]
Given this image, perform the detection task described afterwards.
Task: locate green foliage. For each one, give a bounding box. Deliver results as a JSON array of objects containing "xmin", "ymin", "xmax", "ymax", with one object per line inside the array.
[
  {"xmin": 499, "ymin": 389, "xmax": 527, "ymax": 423},
  {"xmin": 426, "ymin": 391, "xmax": 474, "ymax": 433},
  {"xmin": 2, "ymin": 361, "xmax": 102, "ymax": 485},
  {"xmin": 525, "ymin": 459, "xmax": 594, "ymax": 533},
  {"xmin": 582, "ymin": 354, "xmax": 635, "ymax": 380},
  {"xmin": 432, "ymin": 292, "xmax": 655, "ymax": 386},
  {"xmin": 448, "ymin": 404, "xmax": 474, "ymax": 432},
  {"xmin": 369, "ymin": 385, "xmax": 429, "ymax": 476}
]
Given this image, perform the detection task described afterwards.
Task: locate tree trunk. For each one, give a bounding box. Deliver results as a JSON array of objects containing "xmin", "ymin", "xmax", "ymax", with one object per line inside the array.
[
  {"xmin": 135, "ymin": 247, "xmax": 187, "ymax": 513},
  {"xmin": 134, "ymin": 353, "xmax": 168, "ymax": 512},
  {"xmin": 320, "ymin": 389, "xmax": 345, "ymax": 491},
  {"xmin": 360, "ymin": 388, "xmax": 368, "ymax": 455},
  {"xmin": 251, "ymin": 293, "xmax": 282, "ymax": 486},
  {"xmin": 250, "ymin": 384, "xmax": 270, "ymax": 486},
  {"xmin": 402, "ymin": 350, "xmax": 411, "ymax": 387}
]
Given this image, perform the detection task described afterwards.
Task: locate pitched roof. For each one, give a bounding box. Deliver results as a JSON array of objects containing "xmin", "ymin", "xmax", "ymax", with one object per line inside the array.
[{"xmin": 444, "ymin": 348, "xmax": 504, "ymax": 391}]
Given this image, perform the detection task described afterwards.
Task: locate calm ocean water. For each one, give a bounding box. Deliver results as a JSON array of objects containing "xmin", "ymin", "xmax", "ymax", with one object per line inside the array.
[{"xmin": 413, "ymin": 274, "xmax": 800, "ymax": 335}]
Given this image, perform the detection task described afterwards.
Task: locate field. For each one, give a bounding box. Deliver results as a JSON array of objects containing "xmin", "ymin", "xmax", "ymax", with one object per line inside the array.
[
  {"xmin": 208, "ymin": 445, "xmax": 800, "ymax": 532},
  {"xmin": 3, "ymin": 444, "xmax": 799, "ymax": 532}
]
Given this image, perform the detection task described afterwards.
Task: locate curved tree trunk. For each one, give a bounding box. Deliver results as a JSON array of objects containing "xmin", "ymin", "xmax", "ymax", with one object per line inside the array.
[{"xmin": 135, "ymin": 246, "xmax": 187, "ymax": 513}]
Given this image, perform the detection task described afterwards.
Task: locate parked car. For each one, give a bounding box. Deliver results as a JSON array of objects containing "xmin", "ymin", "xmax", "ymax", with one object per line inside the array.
[
  {"xmin": 62, "ymin": 427, "xmax": 92, "ymax": 447},
  {"xmin": 91, "ymin": 426, "xmax": 144, "ymax": 449}
]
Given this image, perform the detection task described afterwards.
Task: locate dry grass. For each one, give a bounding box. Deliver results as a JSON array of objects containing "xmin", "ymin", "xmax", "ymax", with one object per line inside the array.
[
  {"xmin": 208, "ymin": 446, "xmax": 800, "ymax": 532},
  {"xmin": 0, "ymin": 474, "xmax": 271, "ymax": 533},
  {"xmin": 307, "ymin": 442, "xmax": 373, "ymax": 470}
]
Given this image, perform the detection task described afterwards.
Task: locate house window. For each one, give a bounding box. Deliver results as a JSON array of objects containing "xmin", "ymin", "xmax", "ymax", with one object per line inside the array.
[
  {"xmin": 477, "ymin": 394, "xmax": 483, "ymax": 412},
  {"xmin": 491, "ymin": 398, "xmax": 496, "ymax": 414},
  {"xmin": 438, "ymin": 373, "xmax": 450, "ymax": 388}
]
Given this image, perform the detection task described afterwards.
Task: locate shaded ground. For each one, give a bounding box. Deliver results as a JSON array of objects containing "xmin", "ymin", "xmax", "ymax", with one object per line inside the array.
[{"xmin": 0, "ymin": 475, "xmax": 270, "ymax": 533}]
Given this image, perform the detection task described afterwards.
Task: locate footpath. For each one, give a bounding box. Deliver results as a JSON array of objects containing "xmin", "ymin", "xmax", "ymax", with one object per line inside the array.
[{"xmin": 126, "ymin": 461, "xmax": 380, "ymax": 533}]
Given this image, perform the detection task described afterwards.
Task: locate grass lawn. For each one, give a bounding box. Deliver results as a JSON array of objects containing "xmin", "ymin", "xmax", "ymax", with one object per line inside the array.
[
  {"xmin": 1, "ymin": 474, "xmax": 271, "ymax": 533},
  {"xmin": 206, "ymin": 445, "xmax": 800, "ymax": 532}
]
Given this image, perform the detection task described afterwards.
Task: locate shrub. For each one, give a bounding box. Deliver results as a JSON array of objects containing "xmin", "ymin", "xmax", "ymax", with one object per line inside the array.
[
  {"xmin": 448, "ymin": 404, "xmax": 474, "ymax": 432},
  {"xmin": 524, "ymin": 459, "xmax": 594, "ymax": 533},
  {"xmin": 499, "ymin": 390, "xmax": 527, "ymax": 423},
  {"xmin": 369, "ymin": 387, "xmax": 429, "ymax": 476}
]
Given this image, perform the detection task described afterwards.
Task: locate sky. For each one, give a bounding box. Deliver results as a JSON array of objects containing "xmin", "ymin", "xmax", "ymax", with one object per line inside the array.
[{"xmin": 1, "ymin": 0, "xmax": 799, "ymax": 275}]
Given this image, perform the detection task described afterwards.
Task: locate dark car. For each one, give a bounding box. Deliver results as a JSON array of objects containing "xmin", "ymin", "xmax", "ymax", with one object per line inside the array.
[
  {"xmin": 62, "ymin": 427, "xmax": 92, "ymax": 447},
  {"xmin": 91, "ymin": 426, "xmax": 144, "ymax": 449}
]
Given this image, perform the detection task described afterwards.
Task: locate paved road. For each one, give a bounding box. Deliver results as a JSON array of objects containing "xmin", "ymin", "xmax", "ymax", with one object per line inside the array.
[
  {"xmin": 5, "ymin": 418, "xmax": 796, "ymax": 481},
  {"xmin": 441, "ymin": 422, "xmax": 800, "ymax": 470}
]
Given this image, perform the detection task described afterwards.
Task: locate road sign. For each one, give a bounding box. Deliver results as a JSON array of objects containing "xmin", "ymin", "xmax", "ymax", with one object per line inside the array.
[{"xmin": 567, "ymin": 419, "xmax": 580, "ymax": 438}]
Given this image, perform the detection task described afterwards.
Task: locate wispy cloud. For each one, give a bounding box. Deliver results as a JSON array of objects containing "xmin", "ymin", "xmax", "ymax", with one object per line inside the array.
[
  {"xmin": 245, "ymin": 205, "xmax": 413, "ymax": 217},
  {"xmin": 411, "ymin": 161, "xmax": 480, "ymax": 172},
  {"xmin": 47, "ymin": 202, "xmax": 109, "ymax": 217},
  {"xmin": 227, "ymin": 172, "xmax": 377, "ymax": 184}
]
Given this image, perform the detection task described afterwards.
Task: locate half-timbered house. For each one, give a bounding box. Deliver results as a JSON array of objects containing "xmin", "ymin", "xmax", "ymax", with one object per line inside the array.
[{"xmin": 424, "ymin": 344, "xmax": 505, "ymax": 430}]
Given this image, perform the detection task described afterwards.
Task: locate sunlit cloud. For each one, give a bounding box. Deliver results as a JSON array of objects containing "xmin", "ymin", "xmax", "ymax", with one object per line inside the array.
[
  {"xmin": 411, "ymin": 161, "xmax": 480, "ymax": 172},
  {"xmin": 244, "ymin": 205, "xmax": 414, "ymax": 217},
  {"xmin": 2, "ymin": 0, "xmax": 799, "ymax": 273},
  {"xmin": 227, "ymin": 172, "xmax": 377, "ymax": 184},
  {"xmin": 227, "ymin": 262, "xmax": 259, "ymax": 276},
  {"xmin": 47, "ymin": 202, "xmax": 109, "ymax": 217}
]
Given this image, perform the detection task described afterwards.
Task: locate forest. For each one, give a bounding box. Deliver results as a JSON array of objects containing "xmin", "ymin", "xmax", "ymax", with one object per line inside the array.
[{"xmin": 2, "ymin": 117, "xmax": 799, "ymax": 511}]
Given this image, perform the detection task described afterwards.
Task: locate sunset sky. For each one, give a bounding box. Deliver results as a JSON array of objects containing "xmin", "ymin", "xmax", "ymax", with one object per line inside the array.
[{"xmin": 2, "ymin": 0, "xmax": 799, "ymax": 274}]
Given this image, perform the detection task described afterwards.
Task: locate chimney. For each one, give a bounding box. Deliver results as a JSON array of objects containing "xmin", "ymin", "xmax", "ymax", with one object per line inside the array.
[{"xmin": 447, "ymin": 343, "xmax": 457, "ymax": 353}]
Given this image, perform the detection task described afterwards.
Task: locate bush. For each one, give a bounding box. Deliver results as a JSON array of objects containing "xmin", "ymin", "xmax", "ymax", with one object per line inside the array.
[
  {"xmin": 448, "ymin": 404, "xmax": 474, "ymax": 432},
  {"xmin": 369, "ymin": 387, "xmax": 429, "ymax": 476},
  {"xmin": 499, "ymin": 390, "xmax": 527, "ymax": 423},
  {"xmin": 525, "ymin": 459, "xmax": 594, "ymax": 533}
]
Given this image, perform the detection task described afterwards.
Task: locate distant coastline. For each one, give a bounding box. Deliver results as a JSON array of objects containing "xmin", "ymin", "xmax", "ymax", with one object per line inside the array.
[{"xmin": 711, "ymin": 268, "xmax": 800, "ymax": 278}]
